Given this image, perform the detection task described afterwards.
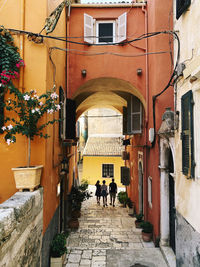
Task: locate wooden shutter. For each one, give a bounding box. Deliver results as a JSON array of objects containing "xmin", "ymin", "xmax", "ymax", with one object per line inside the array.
[
  {"xmin": 65, "ymin": 98, "xmax": 76, "ymax": 139},
  {"xmin": 117, "ymin": 12, "xmax": 127, "ymax": 43},
  {"xmin": 123, "ymin": 106, "xmax": 127, "ymax": 135},
  {"xmin": 127, "ymin": 98, "xmax": 132, "ymax": 134},
  {"xmin": 59, "ymin": 87, "xmax": 64, "ymax": 140},
  {"xmin": 176, "ymin": 0, "xmax": 191, "ymax": 20},
  {"xmin": 121, "ymin": 166, "xmax": 130, "ymax": 185},
  {"xmin": 84, "ymin": 13, "xmax": 94, "ymax": 44},
  {"xmin": 181, "ymin": 90, "xmax": 194, "ymax": 177},
  {"xmin": 131, "ymin": 95, "xmax": 142, "ymax": 134}
]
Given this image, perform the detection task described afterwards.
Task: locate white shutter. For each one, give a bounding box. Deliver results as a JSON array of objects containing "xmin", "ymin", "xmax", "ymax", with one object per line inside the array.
[
  {"xmin": 117, "ymin": 12, "xmax": 127, "ymax": 43},
  {"xmin": 84, "ymin": 13, "xmax": 94, "ymax": 44}
]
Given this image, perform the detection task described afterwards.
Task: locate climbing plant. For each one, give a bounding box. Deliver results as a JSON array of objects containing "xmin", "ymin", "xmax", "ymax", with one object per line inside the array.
[{"xmin": 0, "ymin": 26, "xmax": 24, "ymax": 132}]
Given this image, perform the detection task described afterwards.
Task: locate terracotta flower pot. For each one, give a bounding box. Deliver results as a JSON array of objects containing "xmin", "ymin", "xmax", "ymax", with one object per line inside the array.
[
  {"xmin": 142, "ymin": 231, "xmax": 152, "ymax": 242},
  {"xmin": 71, "ymin": 210, "xmax": 81, "ymax": 219},
  {"xmin": 12, "ymin": 165, "xmax": 43, "ymax": 191},
  {"xmin": 135, "ymin": 220, "xmax": 142, "ymax": 228},
  {"xmin": 68, "ymin": 218, "xmax": 79, "ymax": 229}
]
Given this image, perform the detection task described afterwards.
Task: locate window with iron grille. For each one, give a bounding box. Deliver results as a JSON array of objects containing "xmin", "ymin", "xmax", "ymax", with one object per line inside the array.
[
  {"xmin": 181, "ymin": 90, "xmax": 195, "ymax": 178},
  {"xmin": 102, "ymin": 164, "xmax": 114, "ymax": 178},
  {"xmin": 176, "ymin": 0, "xmax": 191, "ymax": 20}
]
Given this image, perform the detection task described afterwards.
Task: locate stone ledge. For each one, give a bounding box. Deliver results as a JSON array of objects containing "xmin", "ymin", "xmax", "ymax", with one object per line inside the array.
[{"xmin": 0, "ymin": 188, "xmax": 43, "ymax": 266}]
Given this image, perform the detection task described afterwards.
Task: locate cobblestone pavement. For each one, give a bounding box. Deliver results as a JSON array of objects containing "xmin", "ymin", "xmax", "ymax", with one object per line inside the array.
[{"xmin": 64, "ymin": 186, "xmax": 168, "ymax": 267}]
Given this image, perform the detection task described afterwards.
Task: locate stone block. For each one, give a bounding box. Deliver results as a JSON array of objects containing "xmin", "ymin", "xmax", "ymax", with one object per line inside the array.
[{"xmin": 0, "ymin": 208, "xmax": 16, "ymax": 241}]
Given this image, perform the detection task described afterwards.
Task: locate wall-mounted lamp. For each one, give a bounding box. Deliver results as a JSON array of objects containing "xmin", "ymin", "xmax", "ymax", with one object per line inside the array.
[
  {"xmin": 60, "ymin": 156, "xmax": 68, "ymax": 175},
  {"xmin": 81, "ymin": 69, "xmax": 87, "ymax": 77},
  {"xmin": 137, "ymin": 68, "xmax": 142, "ymax": 76}
]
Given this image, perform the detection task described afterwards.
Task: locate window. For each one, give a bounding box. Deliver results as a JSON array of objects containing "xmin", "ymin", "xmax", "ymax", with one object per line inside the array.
[
  {"xmin": 123, "ymin": 95, "xmax": 143, "ymax": 135},
  {"xmin": 102, "ymin": 164, "xmax": 114, "ymax": 178},
  {"xmin": 148, "ymin": 176, "xmax": 152, "ymax": 208},
  {"xmin": 96, "ymin": 21, "xmax": 115, "ymax": 43},
  {"xmin": 181, "ymin": 90, "xmax": 195, "ymax": 178},
  {"xmin": 176, "ymin": 0, "xmax": 191, "ymax": 20},
  {"xmin": 121, "ymin": 166, "xmax": 130, "ymax": 185},
  {"xmin": 84, "ymin": 12, "xmax": 127, "ymax": 44}
]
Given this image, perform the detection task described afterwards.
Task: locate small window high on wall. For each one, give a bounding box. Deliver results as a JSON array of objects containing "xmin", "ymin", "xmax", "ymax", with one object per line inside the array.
[{"xmin": 84, "ymin": 12, "xmax": 127, "ymax": 44}]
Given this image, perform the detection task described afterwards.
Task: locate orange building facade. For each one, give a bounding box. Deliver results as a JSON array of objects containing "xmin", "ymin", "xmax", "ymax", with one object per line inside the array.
[{"xmin": 68, "ymin": 0, "xmax": 173, "ymax": 244}]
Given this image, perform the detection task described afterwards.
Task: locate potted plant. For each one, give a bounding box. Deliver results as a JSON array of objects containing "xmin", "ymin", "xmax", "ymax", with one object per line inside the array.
[
  {"xmin": 50, "ymin": 232, "xmax": 68, "ymax": 267},
  {"xmin": 126, "ymin": 197, "xmax": 134, "ymax": 215},
  {"xmin": 68, "ymin": 181, "xmax": 92, "ymax": 229},
  {"xmin": 135, "ymin": 213, "xmax": 144, "ymax": 228},
  {"xmin": 140, "ymin": 221, "xmax": 153, "ymax": 242},
  {"xmin": 117, "ymin": 191, "xmax": 128, "ymax": 207},
  {"xmin": 1, "ymin": 82, "xmax": 61, "ymax": 191}
]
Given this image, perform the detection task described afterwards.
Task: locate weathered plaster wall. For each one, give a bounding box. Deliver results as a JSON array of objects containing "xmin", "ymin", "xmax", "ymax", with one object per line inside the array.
[
  {"xmin": 176, "ymin": 211, "xmax": 200, "ymax": 267},
  {"xmin": 0, "ymin": 189, "xmax": 43, "ymax": 266},
  {"xmin": 174, "ymin": 0, "xmax": 200, "ymax": 234}
]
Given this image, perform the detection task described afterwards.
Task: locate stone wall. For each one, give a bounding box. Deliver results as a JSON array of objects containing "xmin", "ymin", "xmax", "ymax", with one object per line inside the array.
[
  {"xmin": 176, "ymin": 211, "xmax": 200, "ymax": 267},
  {"xmin": 0, "ymin": 188, "xmax": 43, "ymax": 267}
]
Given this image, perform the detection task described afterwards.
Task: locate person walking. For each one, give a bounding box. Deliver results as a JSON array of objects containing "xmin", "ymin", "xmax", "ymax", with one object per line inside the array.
[
  {"xmin": 95, "ymin": 180, "xmax": 101, "ymax": 205},
  {"xmin": 109, "ymin": 178, "xmax": 117, "ymax": 207},
  {"xmin": 101, "ymin": 180, "xmax": 108, "ymax": 207}
]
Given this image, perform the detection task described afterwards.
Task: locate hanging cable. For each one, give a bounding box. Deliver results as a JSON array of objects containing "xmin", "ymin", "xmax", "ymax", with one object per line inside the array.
[{"xmin": 151, "ymin": 31, "xmax": 180, "ymax": 148}]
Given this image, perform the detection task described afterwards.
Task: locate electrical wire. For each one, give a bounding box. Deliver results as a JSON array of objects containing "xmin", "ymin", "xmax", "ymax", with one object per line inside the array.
[
  {"xmin": 49, "ymin": 46, "xmax": 170, "ymax": 57},
  {"xmin": 151, "ymin": 31, "xmax": 180, "ymax": 148},
  {"xmin": 8, "ymin": 28, "xmax": 176, "ymax": 47}
]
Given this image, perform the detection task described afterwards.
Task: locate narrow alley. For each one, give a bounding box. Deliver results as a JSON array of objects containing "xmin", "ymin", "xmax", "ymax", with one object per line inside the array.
[{"xmin": 64, "ymin": 186, "xmax": 168, "ymax": 267}]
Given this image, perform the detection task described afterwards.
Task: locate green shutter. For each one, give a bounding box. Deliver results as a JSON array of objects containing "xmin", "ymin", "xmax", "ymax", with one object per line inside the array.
[{"xmin": 181, "ymin": 90, "xmax": 194, "ymax": 178}]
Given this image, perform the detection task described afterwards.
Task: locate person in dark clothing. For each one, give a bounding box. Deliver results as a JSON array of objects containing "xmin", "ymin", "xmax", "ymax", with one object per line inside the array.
[
  {"xmin": 109, "ymin": 178, "xmax": 117, "ymax": 207},
  {"xmin": 95, "ymin": 180, "xmax": 101, "ymax": 204}
]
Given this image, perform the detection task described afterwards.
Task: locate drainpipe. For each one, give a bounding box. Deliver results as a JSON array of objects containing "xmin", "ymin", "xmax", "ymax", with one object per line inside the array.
[
  {"xmin": 142, "ymin": 5, "xmax": 149, "ymax": 219},
  {"xmin": 66, "ymin": 5, "xmax": 71, "ymax": 98},
  {"xmin": 19, "ymin": 0, "xmax": 25, "ymax": 92}
]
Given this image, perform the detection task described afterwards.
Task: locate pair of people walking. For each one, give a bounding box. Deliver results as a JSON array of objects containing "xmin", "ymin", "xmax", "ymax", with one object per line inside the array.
[{"xmin": 95, "ymin": 179, "xmax": 117, "ymax": 207}]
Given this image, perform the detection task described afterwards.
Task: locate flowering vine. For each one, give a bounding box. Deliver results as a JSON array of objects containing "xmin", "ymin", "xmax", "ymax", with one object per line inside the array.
[{"xmin": 0, "ymin": 26, "xmax": 24, "ymax": 88}]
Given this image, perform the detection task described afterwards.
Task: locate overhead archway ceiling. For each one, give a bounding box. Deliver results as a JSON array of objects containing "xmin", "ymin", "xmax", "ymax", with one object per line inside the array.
[{"xmin": 72, "ymin": 77, "xmax": 146, "ymax": 118}]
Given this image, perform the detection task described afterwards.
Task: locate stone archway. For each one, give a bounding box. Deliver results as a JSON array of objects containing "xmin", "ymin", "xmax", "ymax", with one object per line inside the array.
[
  {"xmin": 158, "ymin": 108, "xmax": 176, "ymax": 250},
  {"xmin": 72, "ymin": 77, "xmax": 146, "ymax": 120}
]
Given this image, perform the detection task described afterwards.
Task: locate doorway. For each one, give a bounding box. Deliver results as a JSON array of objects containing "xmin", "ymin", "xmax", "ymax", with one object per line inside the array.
[
  {"xmin": 138, "ymin": 161, "xmax": 143, "ymax": 214},
  {"xmin": 168, "ymin": 149, "xmax": 175, "ymax": 253}
]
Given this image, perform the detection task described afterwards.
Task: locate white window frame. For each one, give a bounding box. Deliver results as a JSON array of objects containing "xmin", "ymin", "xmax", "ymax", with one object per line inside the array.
[
  {"xmin": 148, "ymin": 176, "xmax": 152, "ymax": 208},
  {"xmin": 84, "ymin": 12, "xmax": 127, "ymax": 44},
  {"xmin": 96, "ymin": 20, "xmax": 116, "ymax": 44}
]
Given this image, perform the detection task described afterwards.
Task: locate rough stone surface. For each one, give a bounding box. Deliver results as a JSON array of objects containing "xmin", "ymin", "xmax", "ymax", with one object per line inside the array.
[
  {"xmin": 176, "ymin": 211, "xmax": 200, "ymax": 267},
  {"xmin": 0, "ymin": 188, "xmax": 43, "ymax": 266},
  {"xmin": 65, "ymin": 185, "xmax": 168, "ymax": 267}
]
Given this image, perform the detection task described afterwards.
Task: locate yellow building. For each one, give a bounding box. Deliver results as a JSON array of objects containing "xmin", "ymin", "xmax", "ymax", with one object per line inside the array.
[{"xmin": 82, "ymin": 136, "xmax": 125, "ymax": 187}]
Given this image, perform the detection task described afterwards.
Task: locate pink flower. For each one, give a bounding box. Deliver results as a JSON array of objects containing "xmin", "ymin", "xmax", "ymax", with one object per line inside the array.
[
  {"xmin": 16, "ymin": 63, "xmax": 20, "ymax": 68},
  {"xmin": 1, "ymin": 126, "xmax": 6, "ymax": 131}
]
